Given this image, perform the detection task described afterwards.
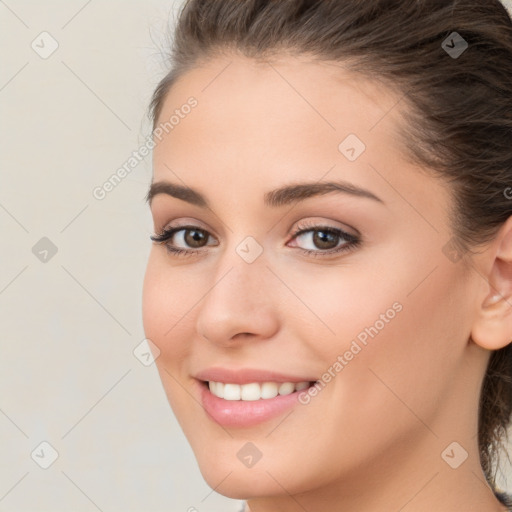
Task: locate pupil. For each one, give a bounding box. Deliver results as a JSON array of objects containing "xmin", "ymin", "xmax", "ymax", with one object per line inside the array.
[
  {"xmin": 185, "ymin": 229, "xmax": 206, "ymax": 248},
  {"xmin": 313, "ymin": 230, "xmax": 337, "ymax": 249}
]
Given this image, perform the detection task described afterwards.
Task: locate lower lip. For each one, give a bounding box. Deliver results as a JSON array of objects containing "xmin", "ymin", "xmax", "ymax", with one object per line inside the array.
[{"xmin": 198, "ymin": 380, "xmax": 309, "ymax": 428}]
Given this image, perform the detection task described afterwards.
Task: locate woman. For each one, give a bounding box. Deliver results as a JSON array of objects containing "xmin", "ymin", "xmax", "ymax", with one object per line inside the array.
[{"xmin": 142, "ymin": 1, "xmax": 512, "ymax": 510}]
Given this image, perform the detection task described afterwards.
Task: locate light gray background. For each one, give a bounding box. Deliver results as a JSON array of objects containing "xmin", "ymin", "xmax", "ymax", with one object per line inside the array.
[{"xmin": 0, "ymin": 1, "xmax": 511, "ymax": 511}]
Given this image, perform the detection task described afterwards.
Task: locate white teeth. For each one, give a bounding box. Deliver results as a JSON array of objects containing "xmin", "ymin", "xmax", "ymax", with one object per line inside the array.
[
  {"xmin": 208, "ymin": 381, "xmax": 311, "ymax": 400},
  {"xmin": 223, "ymin": 383, "xmax": 241, "ymax": 401},
  {"xmin": 241, "ymin": 383, "xmax": 261, "ymax": 401},
  {"xmin": 278, "ymin": 382, "xmax": 295, "ymax": 396},
  {"xmin": 261, "ymin": 382, "xmax": 278, "ymax": 399}
]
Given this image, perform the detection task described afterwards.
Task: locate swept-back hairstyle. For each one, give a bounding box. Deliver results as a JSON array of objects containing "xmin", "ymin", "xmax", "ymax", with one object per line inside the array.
[{"xmin": 150, "ymin": 0, "xmax": 512, "ymax": 500}]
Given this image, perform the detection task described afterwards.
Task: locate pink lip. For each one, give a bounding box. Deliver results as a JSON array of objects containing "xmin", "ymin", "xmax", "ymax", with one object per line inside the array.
[
  {"xmin": 197, "ymin": 380, "xmax": 313, "ymax": 428},
  {"xmin": 194, "ymin": 367, "xmax": 316, "ymax": 385}
]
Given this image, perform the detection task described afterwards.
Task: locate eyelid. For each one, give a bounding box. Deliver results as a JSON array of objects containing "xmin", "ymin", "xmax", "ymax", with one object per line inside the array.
[
  {"xmin": 290, "ymin": 217, "xmax": 360, "ymax": 239},
  {"xmin": 156, "ymin": 217, "xmax": 212, "ymax": 233},
  {"xmin": 152, "ymin": 217, "xmax": 357, "ymax": 243}
]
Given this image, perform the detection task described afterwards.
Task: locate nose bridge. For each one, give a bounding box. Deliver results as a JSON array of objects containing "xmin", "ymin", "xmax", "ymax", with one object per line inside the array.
[
  {"xmin": 208, "ymin": 229, "xmax": 270, "ymax": 305},
  {"xmin": 195, "ymin": 241, "xmax": 279, "ymax": 343}
]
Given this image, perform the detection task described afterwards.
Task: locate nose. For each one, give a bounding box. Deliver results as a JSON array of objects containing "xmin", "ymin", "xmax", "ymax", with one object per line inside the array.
[{"xmin": 195, "ymin": 255, "xmax": 280, "ymax": 347}]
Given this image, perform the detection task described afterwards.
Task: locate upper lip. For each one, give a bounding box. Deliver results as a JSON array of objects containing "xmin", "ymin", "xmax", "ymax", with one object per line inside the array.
[{"xmin": 195, "ymin": 367, "xmax": 317, "ymax": 385}]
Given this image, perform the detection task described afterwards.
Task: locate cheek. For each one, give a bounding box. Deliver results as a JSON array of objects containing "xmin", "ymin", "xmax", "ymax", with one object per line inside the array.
[
  {"xmin": 142, "ymin": 251, "xmax": 200, "ymax": 398},
  {"xmin": 260, "ymin": 254, "xmax": 472, "ymax": 488},
  {"xmin": 313, "ymin": 251, "xmax": 472, "ymax": 442},
  {"xmin": 142, "ymin": 254, "xmax": 199, "ymax": 423},
  {"xmin": 142, "ymin": 251, "xmax": 187, "ymax": 351}
]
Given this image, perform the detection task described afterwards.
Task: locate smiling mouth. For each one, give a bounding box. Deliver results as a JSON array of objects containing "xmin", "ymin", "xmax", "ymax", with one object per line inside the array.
[{"xmin": 203, "ymin": 380, "xmax": 317, "ymax": 401}]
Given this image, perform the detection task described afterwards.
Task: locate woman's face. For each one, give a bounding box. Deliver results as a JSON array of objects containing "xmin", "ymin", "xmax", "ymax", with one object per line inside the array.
[{"xmin": 142, "ymin": 56, "xmax": 487, "ymax": 501}]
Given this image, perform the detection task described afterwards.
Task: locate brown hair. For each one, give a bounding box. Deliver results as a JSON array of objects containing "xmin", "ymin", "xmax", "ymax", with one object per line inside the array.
[{"xmin": 150, "ymin": 0, "xmax": 512, "ymax": 496}]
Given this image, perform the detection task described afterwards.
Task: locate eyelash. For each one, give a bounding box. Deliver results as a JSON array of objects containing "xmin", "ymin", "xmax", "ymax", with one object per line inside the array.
[{"xmin": 150, "ymin": 220, "xmax": 361, "ymax": 259}]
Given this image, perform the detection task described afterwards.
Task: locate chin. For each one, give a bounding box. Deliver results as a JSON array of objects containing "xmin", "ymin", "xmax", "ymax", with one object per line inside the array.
[
  {"xmin": 197, "ymin": 460, "xmax": 288, "ymax": 499},
  {"xmin": 191, "ymin": 441, "xmax": 318, "ymax": 500}
]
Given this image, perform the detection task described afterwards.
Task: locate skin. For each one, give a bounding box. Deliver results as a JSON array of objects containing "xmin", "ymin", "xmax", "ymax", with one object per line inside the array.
[{"xmin": 142, "ymin": 54, "xmax": 512, "ymax": 512}]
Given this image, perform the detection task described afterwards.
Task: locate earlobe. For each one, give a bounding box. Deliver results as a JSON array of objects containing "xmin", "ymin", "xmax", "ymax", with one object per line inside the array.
[
  {"xmin": 470, "ymin": 216, "xmax": 512, "ymax": 351},
  {"xmin": 471, "ymin": 295, "xmax": 512, "ymax": 351}
]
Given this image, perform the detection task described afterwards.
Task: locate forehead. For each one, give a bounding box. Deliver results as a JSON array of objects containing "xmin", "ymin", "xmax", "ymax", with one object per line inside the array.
[
  {"xmin": 150, "ymin": 55, "xmax": 451, "ymax": 225},
  {"xmin": 155, "ymin": 55, "xmax": 403, "ymax": 139},
  {"xmin": 155, "ymin": 56, "xmax": 400, "ymax": 157}
]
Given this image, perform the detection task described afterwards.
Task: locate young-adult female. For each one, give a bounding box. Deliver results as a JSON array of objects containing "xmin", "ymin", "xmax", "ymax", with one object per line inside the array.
[{"xmin": 142, "ymin": 1, "xmax": 512, "ymax": 510}]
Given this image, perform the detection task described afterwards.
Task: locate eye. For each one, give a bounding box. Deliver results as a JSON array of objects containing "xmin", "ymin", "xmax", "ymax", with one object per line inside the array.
[
  {"xmin": 287, "ymin": 221, "xmax": 360, "ymax": 257},
  {"xmin": 150, "ymin": 225, "xmax": 218, "ymax": 256},
  {"xmin": 150, "ymin": 220, "xmax": 361, "ymax": 259}
]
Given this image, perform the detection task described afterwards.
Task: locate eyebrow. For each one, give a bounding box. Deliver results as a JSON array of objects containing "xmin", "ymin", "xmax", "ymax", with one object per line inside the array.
[{"xmin": 145, "ymin": 179, "xmax": 384, "ymax": 208}]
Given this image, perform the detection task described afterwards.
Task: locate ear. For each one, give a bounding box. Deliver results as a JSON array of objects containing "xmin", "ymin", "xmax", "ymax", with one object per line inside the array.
[{"xmin": 471, "ymin": 215, "xmax": 512, "ymax": 351}]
